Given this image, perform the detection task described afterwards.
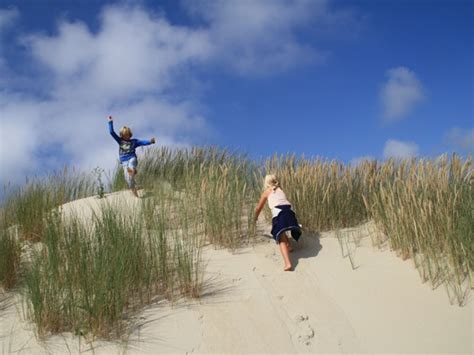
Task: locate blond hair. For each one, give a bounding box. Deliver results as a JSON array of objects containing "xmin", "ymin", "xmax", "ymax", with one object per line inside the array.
[
  {"xmin": 119, "ymin": 126, "xmax": 133, "ymax": 139},
  {"xmin": 264, "ymin": 174, "xmax": 280, "ymax": 190}
]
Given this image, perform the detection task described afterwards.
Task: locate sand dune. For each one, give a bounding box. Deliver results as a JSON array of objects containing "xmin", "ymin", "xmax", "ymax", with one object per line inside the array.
[{"xmin": 1, "ymin": 191, "xmax": 472, "ymax": 354}]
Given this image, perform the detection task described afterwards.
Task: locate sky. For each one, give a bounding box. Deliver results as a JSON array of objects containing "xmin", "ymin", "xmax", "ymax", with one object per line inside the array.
[{"xmin": 0, "ymin": 0, "xmax": 473, "ymax": 187}]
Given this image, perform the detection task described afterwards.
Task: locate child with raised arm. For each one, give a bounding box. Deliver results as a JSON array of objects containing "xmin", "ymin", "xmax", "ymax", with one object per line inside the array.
[
  {"xmin": 108, "ymin": 115, "xmax": 156, "ymax": 197},
  {"xmin": 254, "ymin": 174, "xmax": 302, "ymax": 271}
]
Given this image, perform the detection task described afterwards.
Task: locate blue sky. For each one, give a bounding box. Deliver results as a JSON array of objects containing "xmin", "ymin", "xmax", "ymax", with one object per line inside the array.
[{"xmin": 0, "ymin": 0, "xmax": 472, "ymax": 185}]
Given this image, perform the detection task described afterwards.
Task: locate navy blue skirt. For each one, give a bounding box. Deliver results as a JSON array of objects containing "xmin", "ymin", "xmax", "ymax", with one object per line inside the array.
[{"xmin": 271, "ymin": 205, "xmax": 302, "ymax": 243}]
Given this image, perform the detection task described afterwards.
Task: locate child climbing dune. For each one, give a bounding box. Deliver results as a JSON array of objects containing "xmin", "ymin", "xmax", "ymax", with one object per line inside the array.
[
  {"xmin": 254, "ymin": 174, "xmax": 302, "ymax": 271},
  {"xmin": 107, "ymin": 115, "xmax": 156, "ymax": 197}
]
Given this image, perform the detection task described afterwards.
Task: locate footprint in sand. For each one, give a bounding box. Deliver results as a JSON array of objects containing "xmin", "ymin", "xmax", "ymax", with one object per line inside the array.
[
  {"xmin": 295, "ymin": 315, "xmax": 309, "ymax": 322},
  {"xmin": 294, "ymin": 315, "xmax": 315, "ymax": 346}
]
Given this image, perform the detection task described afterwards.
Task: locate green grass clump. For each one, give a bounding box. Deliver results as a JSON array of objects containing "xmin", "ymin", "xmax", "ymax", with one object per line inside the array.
[
  {"xmin": 362, "ymin": 155, "xmax": 473, "ymax": 305},
  {"xmin": 23, "ymin": 196, "xmax": 205, "ymax": 339},
  {"xmin": 23, "ymin": 209, "xmax": 150, "ymax": 338},
  {"xmin": 264, "ymin": 154, "xmax": 471, "ymax": 305},
  {"xmin": 0, "ymin": 220, "xmax": 21, "ymax": 290},
  {"xmin": 115, "ymin": 147, "xmax": 261, "ymax": 249},
  {"xmin": 266, "ymin": 154, "xmax": 369, "ymax": 231},
  {"xmin": 0, "ymin": 169, "xmax": 96, "ymax": 291},
  {"xmin": 198, "ymin": 162, "xmax": 252, "ymax": 249},
  {"xmin": 3, "ymin": 182, "xmax": 54, "ymax": 242},
  {"xmin": 2, "ymin": 169, "xmax": 95, "ymax": 242}
]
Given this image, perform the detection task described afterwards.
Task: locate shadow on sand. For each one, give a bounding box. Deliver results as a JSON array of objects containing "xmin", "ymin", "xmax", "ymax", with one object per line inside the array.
[
  {"xmin": 290, "ymin": 233, "xmax": 322, "ymax": 270},
  {"xmin": 260, "ymin": 232, "xmax": 323, "ymax": 271}
]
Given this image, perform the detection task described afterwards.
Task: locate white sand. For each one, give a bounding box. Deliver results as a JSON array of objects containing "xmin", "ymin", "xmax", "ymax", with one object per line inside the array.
[{"xmin": 1, "ymin": 191, "xmax": 472, "ymax": 354}]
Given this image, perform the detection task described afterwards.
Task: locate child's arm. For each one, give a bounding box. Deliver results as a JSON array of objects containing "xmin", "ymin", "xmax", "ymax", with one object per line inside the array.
[
  {"xmin": 135, "ymin": 137, "xmax": 156, "ymax": 147},
  {"xmin": 254, "ymin": 189, "xmax": 271, "ymax": 222},
  {"xmin": 108, "ymin": 116, "xmax": 121, "ymax": 144}
]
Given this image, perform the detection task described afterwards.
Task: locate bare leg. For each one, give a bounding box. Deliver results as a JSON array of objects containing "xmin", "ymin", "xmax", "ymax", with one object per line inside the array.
[
  {"xmin": 278, "ymin": 233, "xmax": 292, "ymax": 271},
  {"xmin": 127, "ymin": 168, "xmax": 139, "ymax": 198}
]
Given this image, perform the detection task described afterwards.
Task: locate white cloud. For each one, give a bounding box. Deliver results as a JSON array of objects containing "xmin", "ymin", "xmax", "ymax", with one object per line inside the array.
[
  {"xmin": 0, "ymin": 93, "xmax": 206, "ymax": 179},
  {"xmin": 25, "ymin": 5, "xmax": 212, "ymax": 101},
  {"xmin": 380, "ymin": 67, "xmax": 425, "ymax": 122},
  {"xmin": 27, "ymin": 21, "xmax": 96, "ymax": 76},
  {"xmin": 183, "ymin": 0, "xmax": 343, "ymax": 75},
  {"xmin": 0, "ymin": 96, "xmax": 40, "ymax": 182},
  {"xmin": 445, "ymin": 127, "xmax": 474, "ymax": 153},
  {"xmin": 383, "ymin": 139, "xmax": 419, "ymax": 159},
  {"xmin": 0, "ymin": 1, "xmax": 361, "ymax": 187},
  {"xmin": 0, "ymin": 4, "xmax": 212, "ymax": 185}
]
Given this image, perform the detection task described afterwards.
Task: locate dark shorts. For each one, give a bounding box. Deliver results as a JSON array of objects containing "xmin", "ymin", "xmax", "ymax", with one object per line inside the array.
[{"xmin": 271, "ymin": 205, "xmax": 302, "ymax": 243}]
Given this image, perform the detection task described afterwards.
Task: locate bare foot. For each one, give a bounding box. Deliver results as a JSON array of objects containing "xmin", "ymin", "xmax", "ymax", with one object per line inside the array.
[
  {"xmin": 284, "ymin": 265, "xmax": 293, "ymax": 271},
  {"xmin": 131, "ymin": 188, "xmax": 139, "ymax": 198}
]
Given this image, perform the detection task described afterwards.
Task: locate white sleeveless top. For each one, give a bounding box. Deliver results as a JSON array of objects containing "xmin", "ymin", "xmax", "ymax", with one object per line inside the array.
[{"xmin": 267, "ymin": 188, "xmax": 291, "ymax": 217}]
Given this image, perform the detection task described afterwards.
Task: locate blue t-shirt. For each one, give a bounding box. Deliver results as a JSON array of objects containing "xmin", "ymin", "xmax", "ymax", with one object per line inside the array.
[{"xmin": 108, "ymin": 121, "xmax": 152, "ymax": 162}]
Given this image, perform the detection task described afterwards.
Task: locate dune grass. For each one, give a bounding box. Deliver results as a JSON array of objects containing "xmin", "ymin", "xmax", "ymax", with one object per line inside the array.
[
  {"xmin": 121, "ymin": 147, "xmax": 261, "ymax": 249},
  {"xmin": 266, "ymin": 154, "xmax": 369, "ymax": 231},
  {"xmin": 0, "ymin": 221, "xmax": 21, "ymax": 290},
  {"xmin": 23, "ymin": 208, "xmax": 151, "ymax": 338},
  {"xmin": 362, "ymin": 155, "xmax": 473, "ymax": 305},
  {"xmin": 23, "ymin": 198, "xmax": 205, "ymax": 339},
  {"xmin": 2, "ymin": 169, "xmax": 95, "ymax": 242},
  {"xmin": 269, "ymin": 153, "xmax": 472, "ymax": 305},
  {"xmin": 1, "ymin": 147, "xmax": 472, "ymax": 340},
  {"xmin": 0, "ymin": 169, "xmax": 96, "ymax": 291},
  {"xmin": 104, "ymin": 148, "xmax": 474, "ymax": 306}
]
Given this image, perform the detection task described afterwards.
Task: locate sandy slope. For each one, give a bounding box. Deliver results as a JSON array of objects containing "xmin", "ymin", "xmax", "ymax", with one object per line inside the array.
[{"xmin": 1, "ymin": 191, "xmax": 472, "ymax": 354}]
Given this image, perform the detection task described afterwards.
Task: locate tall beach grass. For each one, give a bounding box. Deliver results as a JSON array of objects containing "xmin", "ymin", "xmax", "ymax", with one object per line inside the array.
[
  {"xmin": 362, "ymin": 155, "xmax": 473, "ymax": 305},
  {"xmin": 265, "ymin": 154, "xmax": 369, "ymax": 231},
  {"xmin": 269, "ymin": 153, "xmax": 472, "ymax": 305},
  {"xmin": 1, "ymin": 147, "xmax": 472, "ymax": 340},
  {"xmin": 117, "ymin": 147, "xmax": 261, "ymax": 249},
  {"xmin": 23, "ymin": 198, "xmax": 205, "ymax": 339},
  {"xmin": 0, "ymin": 220, "xmax": 21, "ymax": 290},
  {"xmin": 1, "ymin": 168, "xmax": 96, "ymax": 291},
  {"xmin": 2, "ymin": 168, "xmax": 96, "ymax": 242}
]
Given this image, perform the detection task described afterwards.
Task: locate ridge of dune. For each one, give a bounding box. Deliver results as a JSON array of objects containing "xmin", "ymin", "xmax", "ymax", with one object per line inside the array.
[{"xmin": 1, "ymin": 191, "xmax": 472, "ymax": 354}]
